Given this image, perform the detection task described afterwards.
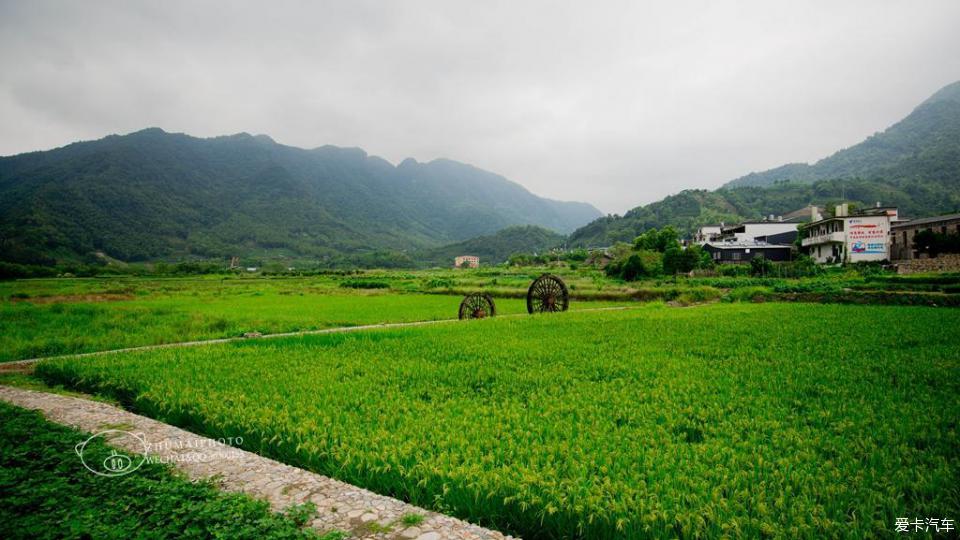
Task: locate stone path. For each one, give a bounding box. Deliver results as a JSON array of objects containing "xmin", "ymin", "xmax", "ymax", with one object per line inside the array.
[
  {"xmin": 1, "ymin": 305, "xmax": 633, "ymax": 372},
  {"xmin": 0, "ymin": 386, "xmax": 515, "ymax": 540}
]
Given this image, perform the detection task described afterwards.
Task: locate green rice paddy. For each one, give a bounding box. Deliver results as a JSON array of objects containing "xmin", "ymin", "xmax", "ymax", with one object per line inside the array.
[{"xmin": 35, "ymin": 303, "xmax": 960, "ymax": 539}]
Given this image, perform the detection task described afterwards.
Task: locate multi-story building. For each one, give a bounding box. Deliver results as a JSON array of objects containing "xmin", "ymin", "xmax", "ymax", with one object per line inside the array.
[{"xmin": 799, "ymin": 204, "xmax": 899, "ymax": 264}]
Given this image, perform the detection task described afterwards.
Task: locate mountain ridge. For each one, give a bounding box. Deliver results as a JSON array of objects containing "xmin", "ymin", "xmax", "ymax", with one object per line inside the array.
[{"xmin": 0, "ymin": 128, "xmax": 600, "ymax": 265}]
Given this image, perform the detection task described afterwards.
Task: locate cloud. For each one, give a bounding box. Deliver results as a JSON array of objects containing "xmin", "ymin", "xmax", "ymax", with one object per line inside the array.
[{"xmin": 2, "ymin": 0, "xmax": 959, "ymax": 213}]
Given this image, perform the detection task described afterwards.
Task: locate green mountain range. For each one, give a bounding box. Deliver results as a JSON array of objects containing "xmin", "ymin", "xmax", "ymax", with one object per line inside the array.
[
  {"xmin": 0, "ymin": 129, "xmax": 600, "ymax": 265},
  {"xmin": 569, "ymin": 80, "xmax": 960, "ymax": 247}
]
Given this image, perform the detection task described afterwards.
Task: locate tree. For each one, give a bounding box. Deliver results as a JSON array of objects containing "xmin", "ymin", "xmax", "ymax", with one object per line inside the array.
[
  {"xmin": 620, "ymin": 254, "xmax": 649, "ymax": 281},
  {"xmin": 750, "ymin": 255, "xmax": 774, "ymax": 277},
  {"xmin": 633, "ymin": 226, "xmax": 680, "ymax": 253},
  {"xmin": 913, "ymin": 229, "xmax": 960, "ymax": 257},
  {"xmin": 662, "ymin": 246, "xmax": 685, "ymax": 275}
]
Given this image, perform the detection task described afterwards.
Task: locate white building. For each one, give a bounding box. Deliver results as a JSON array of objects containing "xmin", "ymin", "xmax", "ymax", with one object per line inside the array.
[
  {"xmin": 693, "ymin": 225, "xmax": 723, "ymax": 244},
  {"xmin": 454, "ymin": 255, "xmax": 479, "ymax": 268},
  {"xmin": 800, "ymin": 204, "xmax": 899, "ymax": 264},
  {"xmin": 720, "ymin": 220, "xmax": 802, "ymax": 243}
]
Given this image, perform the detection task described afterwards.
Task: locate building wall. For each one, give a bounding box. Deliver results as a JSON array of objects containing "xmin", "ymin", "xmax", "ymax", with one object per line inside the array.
[
  {"xmin": 704, "ymin": 245, "xmax": 791, "ymax": 263},
  {"xmin": 693, "ymin": 226, "xmax": 722, "ymax": 244},
  {"xmin": 809, "ymin": 242, "xmax": 844, "ymax": 264},
  {"xmin": 731, "ymin": 223, "xmax": 799, "ymax": 242},
  {"xmin": 454, "ymin": 256, "xmax": 479, "ymax": 268},
  {"xmin": 803, "ymin": 214, "xmax": 892, "ymax": 264},
  {"xmin": 845, "ymin": 215, "xmax": 890, "ymax": 263},
  {"xmin": 891, "ymin": 217, "xmax": 960, "ymax": 260}
]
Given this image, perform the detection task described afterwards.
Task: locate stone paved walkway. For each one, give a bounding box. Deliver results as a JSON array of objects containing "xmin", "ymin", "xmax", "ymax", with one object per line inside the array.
[{"xmin": 0, "ymin": 386, "xmax": 515, "ymax": 540}]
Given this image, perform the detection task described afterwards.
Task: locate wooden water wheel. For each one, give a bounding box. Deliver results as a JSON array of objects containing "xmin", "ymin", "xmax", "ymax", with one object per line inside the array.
[
  {"xmin": 458, "ymin": 292, "xmax": 496, "ymax": 320},
  {"xmin": 526, "ymin": 274, "xmax": 569, "ymax": 314}
]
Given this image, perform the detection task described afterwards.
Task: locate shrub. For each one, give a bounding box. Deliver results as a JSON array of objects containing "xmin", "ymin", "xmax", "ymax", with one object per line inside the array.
[
  {"xmin": 750, "ymin": 255, "xmax": 774, "ymax": 277},
  {"xmin": 339, "ymin": 279, "xmax": 390, "ymax": 289}
]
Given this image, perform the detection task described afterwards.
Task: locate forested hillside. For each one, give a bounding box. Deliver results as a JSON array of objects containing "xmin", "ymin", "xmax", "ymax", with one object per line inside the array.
[
  {"xmin": 726, "ymin": 80, "xmax": 960, "ymax": 188},
  {"xmin": 0, "ymin": 129, "xmax": 599, "ymax": 265},
  {"xmin": 417, "ymin": 225, "xmax": 564, "ymax": 267}
]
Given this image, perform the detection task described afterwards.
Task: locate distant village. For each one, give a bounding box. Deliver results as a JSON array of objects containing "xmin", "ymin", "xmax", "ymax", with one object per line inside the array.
[
  {"xmin": 453, "ymin": 204, "xmax": 960, "ymax": 272},
  {"xmin": 694, "ymin": 204, "xmax": 960, "ymax": 269}
]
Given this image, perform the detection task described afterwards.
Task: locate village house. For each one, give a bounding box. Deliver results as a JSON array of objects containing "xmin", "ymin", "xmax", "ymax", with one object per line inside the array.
[
  {"xmin": 799, "ymin": 204, "xmax": 900, "ymax": 264},
  {"xmin": 454, "ymin": 255, "xmax": 479, "ymax": 268},
  {"xmin": 718, "ymin": 218, "xmax": 803, "ymax": 243},
  {"xmin": 702, "ymin": 240, "xmax": 793, "ymax": 263},
  {"xmin": 693, "ymin": 225, "xmax": 723, "ymax": 244},
  {"xmin": 890, "ymin": 213, "xmax": 960, "ymax": 260}
]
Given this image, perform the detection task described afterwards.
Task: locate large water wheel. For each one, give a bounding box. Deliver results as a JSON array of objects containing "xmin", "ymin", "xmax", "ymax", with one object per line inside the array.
[
  {"xmin": 526, "ymin": 274, "xmax": 569, "ymax": 314},
  {"xmin": 458, "ymin": 292, "xmax": 496, "ymax": 320}
]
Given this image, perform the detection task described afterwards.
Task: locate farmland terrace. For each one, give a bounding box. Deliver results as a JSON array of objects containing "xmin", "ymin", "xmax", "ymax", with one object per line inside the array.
[{"xmin": 1, "ymin": 269, "xmax": 959, "ymax": 538}]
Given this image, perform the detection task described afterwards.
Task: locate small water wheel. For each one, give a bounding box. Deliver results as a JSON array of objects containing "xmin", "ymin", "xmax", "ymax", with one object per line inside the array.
[
  {"xmin": 526, "ymin": 274, "xmax": 569, "ymax": 314},
  {"xmin": 459, "ymin": 292, "xmax": 496, "ymax": 320}
]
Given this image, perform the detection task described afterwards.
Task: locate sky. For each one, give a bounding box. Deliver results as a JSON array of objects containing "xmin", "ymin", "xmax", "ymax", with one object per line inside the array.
[{"xmin": 1, "ymin": 1, "xmax": 959, "ymax": 214}]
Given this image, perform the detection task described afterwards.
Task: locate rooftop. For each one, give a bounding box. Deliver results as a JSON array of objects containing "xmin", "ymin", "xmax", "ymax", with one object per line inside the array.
[
  {"xmin": 891, "ymin": 213, "xmax": 960, "ymax": 229},
  {"xmin": 801, "ymin": 207, "xmax": 898, "ymax": 229}
]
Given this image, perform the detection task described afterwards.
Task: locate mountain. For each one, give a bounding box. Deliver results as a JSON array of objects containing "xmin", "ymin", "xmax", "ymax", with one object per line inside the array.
[
  {"xmin": 0, "ymin": 129, "xmax": 600, "ymax": 265},
  {"xmin": 417, "ymin": 225, "xmax": 565, "ymax": 267},
  {"xmin": 569, "ymin": 80, "xmax": 960, "ymax": 247},
  {"xmin": 725, "ymin": 80, "xmax": 960, "ymax": 188}
]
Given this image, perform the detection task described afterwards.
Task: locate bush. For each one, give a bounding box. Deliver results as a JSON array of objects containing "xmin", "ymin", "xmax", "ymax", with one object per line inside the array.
[
  {"xmin": 750, "ymin": 255, "xmax": 774, "ymax": 277},
  {"xmin": 718, "ymin": 264, "xmax": 750, "ymax": 277},
  {"xmin": 619, "ymin": 254, "xmax": 649, "ymax": 281},
  {"xmin": 339, "ymin": 279, "xmax": 390, "ymax": 289}
]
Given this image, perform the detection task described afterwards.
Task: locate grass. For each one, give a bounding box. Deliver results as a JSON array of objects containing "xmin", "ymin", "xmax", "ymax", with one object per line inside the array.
[
  {"xmin": 401, "ymin": 513, "xmax": 425, "ymax": 526},
  {"xmin": 0, "ymin": 273, "xmax": 629, "ymax": 362},
  {"xmin": 6, "ymin": 268, "xmax": 960, "ymax": 363},
  {"xmin": 0, "ymin": 401, "xmax": 325, "ymax": 539},
  {"xmin": 35, "ymin": 303, "xmax": 960, "ymax": 539}
]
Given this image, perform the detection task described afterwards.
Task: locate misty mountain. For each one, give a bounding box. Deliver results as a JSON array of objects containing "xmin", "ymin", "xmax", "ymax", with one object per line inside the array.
[
  {"xmin": 0, "ymin": 129, "xmax": 600, "ymax": 265},
  {"xmin": 569, "ymin": 80, "xmax": 960, "ymax": 247}
]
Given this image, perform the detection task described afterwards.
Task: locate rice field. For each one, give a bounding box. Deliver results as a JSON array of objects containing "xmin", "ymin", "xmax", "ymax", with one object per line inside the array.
[
  {"xmin": 0, "ymin": 273, "xmax": 627, "ymax": 362},
  {"xmin": 36, "ymin": 303, "xmax": 960, "ymax": 539}
]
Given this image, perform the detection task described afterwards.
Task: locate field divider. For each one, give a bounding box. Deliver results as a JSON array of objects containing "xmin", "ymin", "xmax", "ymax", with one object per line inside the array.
[
  {"xmin": 2, "ymin": 305, "xmax": 638, "ymax": 371},
  {"xmin": 0, "ymin": 385, "xmax": 515, "ymax": 540}
]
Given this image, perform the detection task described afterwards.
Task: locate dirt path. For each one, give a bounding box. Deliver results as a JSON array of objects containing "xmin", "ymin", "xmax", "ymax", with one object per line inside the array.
[
  {"xmin": 2, "ymin": 305, "xmax": 635, "ymax": 372},
  {"xmin": 0, "ymin": 385, "xmax": 514, "ymax": 540}
]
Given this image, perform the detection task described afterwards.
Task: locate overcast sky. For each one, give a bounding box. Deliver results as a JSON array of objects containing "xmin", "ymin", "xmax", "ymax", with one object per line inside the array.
[{"xmin": 1, "ymin": 1, "xmax": 959, "ymax": 213}]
